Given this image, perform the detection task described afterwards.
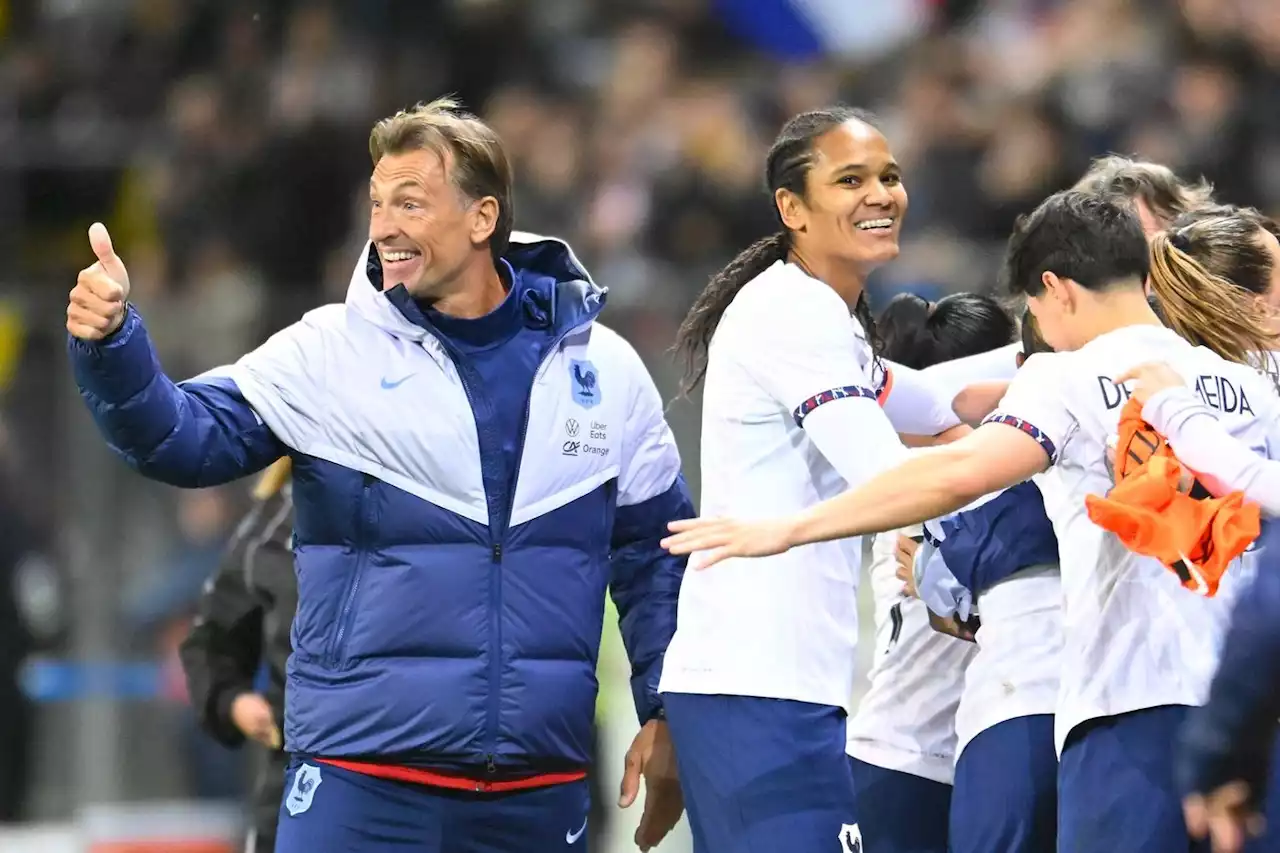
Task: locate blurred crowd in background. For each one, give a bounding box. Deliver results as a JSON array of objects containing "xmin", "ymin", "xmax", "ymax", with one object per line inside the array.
[{"xmin": 1, "ymin": 0, "xmax": 1279, "ymax": 845}]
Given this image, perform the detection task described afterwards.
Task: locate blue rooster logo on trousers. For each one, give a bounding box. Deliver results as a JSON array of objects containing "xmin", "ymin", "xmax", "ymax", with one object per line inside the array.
[
  {"xmin": 570, "ymin": 360, "xmax": 600, "ymax": 409},
  {"xmin": 286, "ymin": 763, "xmax": 323, "ymax": 816}
]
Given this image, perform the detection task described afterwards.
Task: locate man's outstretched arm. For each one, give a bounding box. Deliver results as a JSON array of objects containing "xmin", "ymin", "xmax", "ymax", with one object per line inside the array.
[{"xmin": 68, "ymin": 223, "xmax": 290, "ymax": 486}]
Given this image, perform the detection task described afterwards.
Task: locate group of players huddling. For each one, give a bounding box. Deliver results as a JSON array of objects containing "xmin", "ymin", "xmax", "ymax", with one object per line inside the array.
[{"xmin": 659, "ymin": 108, "xmax": 1280, "ymax": 853}]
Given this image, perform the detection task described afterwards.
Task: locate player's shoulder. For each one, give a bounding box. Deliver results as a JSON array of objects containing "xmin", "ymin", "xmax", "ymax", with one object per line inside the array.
[
  {"xmin": 249, "ymin": 304, "xmax": 345, "ymax": 351},
  {"xmin": 1185, "ymin": 345, "xmax": 1273, "ymax": 388},
  {"xmin": 1217, "ymin": 353, "xmax": 1271, "ymax": 384},
  {"xmin": 298, "ymin": 303, "xmax": 347, "ymax": 329},
  {"xmin": 1156, "ymin": 344, "xmax": 1279, "ymax": 417},
  {"xmin": 1009, "ymin": 350, "xmax": 1074, "ymax": 386},
  {"xmin": 1261, "ymin": 350, "xmax": 1280, "ymax": 379},
  {"xmin": 1219, "ymin": 353, "xmax": 1280, "ymax": 405},
  {"xmin": 717, "ymin": 262, "xmax": 855, "ymax": 365},
  {"xmin": 582, "ymin": 320, "xmax": 636, "ymax": 362},
  {"xmin": 725, "ymin": 260, "xmax": 846, "ymax": 327}
]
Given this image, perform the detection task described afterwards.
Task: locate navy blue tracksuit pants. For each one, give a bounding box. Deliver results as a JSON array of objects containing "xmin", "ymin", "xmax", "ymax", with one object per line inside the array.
[
  {"xmin": 664, "ymin": 692, "xmax": 857, "ymax": 853},
  {"xmin": 274, "ymin": 759, "xmax": 592, "ymax": 853},
  {"xmin": 848, "ymin": 757, "xmax": 951, "ymax": 853},
  {"xmin": 1058, "ymin": 705, "xmax": 1209, "ymax": 853},
  {"xmin": 950, "ymin": 714, "xmax": 1057, "ymax": 853}
]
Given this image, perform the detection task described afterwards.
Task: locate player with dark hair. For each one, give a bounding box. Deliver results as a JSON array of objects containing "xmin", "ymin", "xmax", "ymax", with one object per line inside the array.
[
  {"xmin": 875, "ymin": 292, "xmax": 1018, "ymax": 371},
  {"xmin": 180, "ymin": 458, "xmax": 295, "ymax": 853}
]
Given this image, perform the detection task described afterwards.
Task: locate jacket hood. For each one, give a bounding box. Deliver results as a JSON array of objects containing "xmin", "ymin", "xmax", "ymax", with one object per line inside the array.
[{"xmin": 345, "ymin": 231, "xmax": 607, "ymax": 341}]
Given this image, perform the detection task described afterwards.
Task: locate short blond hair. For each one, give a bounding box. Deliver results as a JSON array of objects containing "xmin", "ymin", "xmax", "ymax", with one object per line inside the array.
[
  {"xmin": 369, "ymin": 97, "xmax": 514, "ymax": 259},
  {"xmin": 1073, "ymin": 155, "xmax": 1215, "ymax": 227}
]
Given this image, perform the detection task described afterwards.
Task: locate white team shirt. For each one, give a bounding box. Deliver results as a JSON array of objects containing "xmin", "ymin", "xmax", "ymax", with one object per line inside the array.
[
  {"xmin": 987, "ymin": 325, "xmax": 1280, "ymax": 753},
  {"xmin": 846, "ymin": 526, "xmax": 975, "ymax": 783},
  {"xmin": 908, "ymin": 479, "xmax": 1063, "ymax": 762},
  {"xmin": 952, "ymin": 473, "xmax": 1064, "ymax": 759},
  {"xmin": 659, "ymin": 261, "xmax": 910, "ymax": 709}
]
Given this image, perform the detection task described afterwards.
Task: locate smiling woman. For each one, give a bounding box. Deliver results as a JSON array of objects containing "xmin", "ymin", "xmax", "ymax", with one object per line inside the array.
[
  {"xmin": 673, "ymin": 106, "xmax": 904, "ymax": 396},
  {"xmin": 659, "ymin": 107, "xmax": 923, "ymax": 853}
]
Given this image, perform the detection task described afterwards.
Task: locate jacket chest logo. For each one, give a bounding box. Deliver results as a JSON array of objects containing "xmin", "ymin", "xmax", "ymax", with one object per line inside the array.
[{"xmin": 569, "ymin": 359, "xmax": 601, "ymax": 409}]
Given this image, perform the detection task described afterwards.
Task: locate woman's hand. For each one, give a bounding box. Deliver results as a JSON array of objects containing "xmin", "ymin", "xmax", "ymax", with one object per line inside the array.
[
  {"xmin": 893, "ymin": 534, "xmax": 920, "ymax": 598},
  {"xmin": 661, "ymin": 516, "xmax": 799, "ymax": 570},
  {"xmin": 1115, "ymin": 361, "xmax": 1187, "ymax": 406}
]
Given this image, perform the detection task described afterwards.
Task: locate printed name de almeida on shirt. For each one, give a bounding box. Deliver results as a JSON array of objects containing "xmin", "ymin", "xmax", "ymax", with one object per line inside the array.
[{"xmin": 1097, "ymin": 373, "xmax": 1256, "ymax": 414}]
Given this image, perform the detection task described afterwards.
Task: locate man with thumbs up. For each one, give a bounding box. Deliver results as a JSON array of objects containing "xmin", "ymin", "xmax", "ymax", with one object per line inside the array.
[
  {"xmin": 67, "ymin": 97, "xmax": 690, "ymax": 853},
  {"xmin": 67, "ymin": 222, "xmax": 131, "ymax": 341}
]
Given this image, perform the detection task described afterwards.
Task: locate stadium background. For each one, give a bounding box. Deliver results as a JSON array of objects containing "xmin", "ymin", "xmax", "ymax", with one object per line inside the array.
[{"xmin": 1, "ymin": 0, "xmax": 1278, "ymax": 849}]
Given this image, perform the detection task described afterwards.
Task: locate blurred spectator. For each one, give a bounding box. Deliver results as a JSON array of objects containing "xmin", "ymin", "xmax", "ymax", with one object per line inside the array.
[
  {"xmin": 14, "ymin": 0, "xmax": 1280, "ymax": 314},
  {"xmin": 124, "ymin": 488, "xmax": 245, "ymax": 802},
  {"xmin": 0, "ymin": 416, "xmax": 63, "ymax": 823},
  {"xmin": 180, "ymin": 459, "xmax": 294, "ymax": 853}
]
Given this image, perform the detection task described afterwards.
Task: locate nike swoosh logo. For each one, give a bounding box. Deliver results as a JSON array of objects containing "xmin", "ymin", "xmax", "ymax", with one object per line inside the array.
[
  {"xmin": 566, "ymin": 818, "xmax": 587, "ymax": 844},
  {"xmin": 380, "ymin": 374, "xmax": 414, "ymax": 390}
]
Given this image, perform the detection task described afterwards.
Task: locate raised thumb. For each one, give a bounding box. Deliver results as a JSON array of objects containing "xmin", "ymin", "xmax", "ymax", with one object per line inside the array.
[{"xmin": 88, "ymin": 222, "xmax": 127, "ymax": 282}]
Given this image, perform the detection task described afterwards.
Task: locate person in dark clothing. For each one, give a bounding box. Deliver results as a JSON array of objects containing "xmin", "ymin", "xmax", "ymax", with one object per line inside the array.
[
  {"xmin": 0, "ymin": 416, "xmax": 64, "ymax": 823},
  {"xmin": 180, "ymin": 456, "xmax": 295, "ymax": 852},
  {"xmin": 0, "ymin": 514, "xmax": 58, "ymax": 823}
]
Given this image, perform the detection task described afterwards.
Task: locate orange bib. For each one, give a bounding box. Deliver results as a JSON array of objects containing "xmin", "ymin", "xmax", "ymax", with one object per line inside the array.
[{"xmin": 1084, "ymin": 397, "xmax": 1260, "ymax": 597}]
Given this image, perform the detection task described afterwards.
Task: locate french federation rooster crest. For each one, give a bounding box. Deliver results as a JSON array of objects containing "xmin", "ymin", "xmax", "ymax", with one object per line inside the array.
[
  {"xmin": 573, "ymin": 363, "xmax": 596, "ymax": 396},
  {"xmin": 840, "ymin": 823, "xmax": 863, "ymax": 852},
  {"xmin": 570, "ymin": 359, "xmax": 600, "ymax": 408},
  {"xmin": 286, "ymin": 763, "xmax": 323, "ymax": 816}
]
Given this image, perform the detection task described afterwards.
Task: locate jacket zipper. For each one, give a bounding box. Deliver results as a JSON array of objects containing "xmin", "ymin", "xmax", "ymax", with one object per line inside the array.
[
  {"xmin": 330, "ymin": 473, "xmax": 374, "ymax": 666},
  {"xmin": 480, "ymin": 323, "xmax": 588, "ymax": 773},
  {"xmin": 426, "ymin": 320, "xmax": 591, "ymax": 774},
  {"xmin": 432, "ymin": 345, "xmax": 505, "ymax": 772}
]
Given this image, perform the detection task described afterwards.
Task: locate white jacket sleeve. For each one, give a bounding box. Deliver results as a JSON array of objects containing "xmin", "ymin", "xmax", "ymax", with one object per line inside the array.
[
  {"xmin": 204, "ymin": 308, "xmax": 333, "ymax": 453},
  {"xmin": 881, "ymin": 343, "xmax": 1023, "ymax": 435},
  {"xmin": 1143, "ymin": 387, "xmax": 1280, "ymax": 517},
  {"xmin": 613, "ymin": 334, "xmax": 683, "ymax": 507},
  {"xmin": 802, "ymin": 402, "xmax": 911, "ymax": 487}
]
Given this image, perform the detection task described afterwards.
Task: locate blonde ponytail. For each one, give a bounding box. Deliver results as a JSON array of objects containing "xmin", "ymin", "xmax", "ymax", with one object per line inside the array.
[{"xmin": 1148, "ymin": 230, "xmax": 1278, "ymax": 367}]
